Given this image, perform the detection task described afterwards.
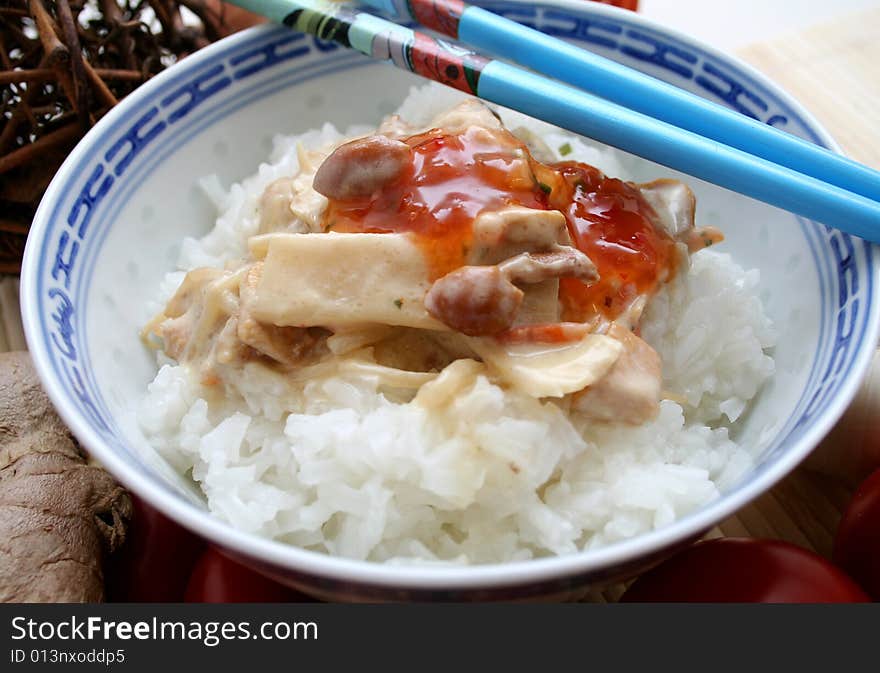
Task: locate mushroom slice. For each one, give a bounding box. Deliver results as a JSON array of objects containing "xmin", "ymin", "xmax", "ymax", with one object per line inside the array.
[
  {"xmin": 469, "ymin": 207, "xmax": 571, "ymax": 265},
  {"xmin": 414, "ymin": 359, "xmax": 487, "ymax": 409},
  {"xmin": 498, "ymin": 247, "xmax": 598, "ymax": 285},
  {"xmin": 467, "ymin": 207, "xmax": 580, "ymax": 327},
  {"xmin": 467, "ymin": 333, "xmax": 623, "ymax": 398},
  {"xmin": 424, "ymin": 266, "xmax": 524, "ymax": 337},
  {"xmin": 313, "ymin": 135, "xmax": 412, "ymax": 200},
  {"xmin": 426, "ymin": 245, "xmax": 598, "ymax": 336},
  {"xmin": 338, "ymin": 357, "xmax": 438, "ymax": 391}
]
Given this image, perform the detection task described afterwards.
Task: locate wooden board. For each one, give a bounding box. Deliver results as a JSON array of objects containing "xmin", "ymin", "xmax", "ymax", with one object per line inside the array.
[
  {"xmin": 1, "ymin": 7, "xmax": 878, "ymax": 602},
  {"xmin": 737, "ymin": 7, "xmax": 880, "ymax": 170}
]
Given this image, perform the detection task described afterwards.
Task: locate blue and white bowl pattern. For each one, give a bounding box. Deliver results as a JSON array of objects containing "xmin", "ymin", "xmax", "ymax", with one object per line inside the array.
[{"xmin": 22, "ymin": 1, "xmax": 880, "ymax": 599}]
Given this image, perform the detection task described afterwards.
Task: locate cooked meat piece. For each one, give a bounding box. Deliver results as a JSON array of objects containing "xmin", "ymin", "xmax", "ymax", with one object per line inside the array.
[
  {"xmin": 160, "ymin": 313, "xmax": 194, "ymax": 362},
  {"xmin": 376, "ymin": 100, "xmax": 502, "ymax": 141},
  {"xmin": 236, "ymin": 311, "xmax": 324, "ymax": 367},
  {"xmin": 498, "ymin": 247, "xmax": 598, "ymax": 285},
  {"xmin": 572, "ymin": 323, "xmax": 661, "ymax": 425},
  {"xmin": 153, "ymin": 261, "xmax": 329, "ymax": 382},
  {"xmin": 258, "ymin": 177, "xmax": 299, "ymax": 233},
  {"xmin": 427, "ymin": 99, "xmax": 503, "ymax": 134},
  {"xmin": 163, "ymin": 267, "xmax": 224, "ymax": 319},
  {"xmin": 638, "ymin": 178, "xmax": 724, "ymax": 253},
  {"xmin": 159, "ymin": 267, "xmax": 227, "ymax": 362},
  {"xmin": 156, "ymin": 267, "xmax": 247, "ymax": 385},
  {"xmin": 508, "ymin": 125, "xmax": 557, "ymax": 163},
  {"xmin": 313, "ymin": 135, "xmax": 413, "ymax": 200},
  {"xmin": 424, "ymin": 265, "xmax": 524, "ymax": 336},
  {"xmin": 638, "ymin": 179, "xmax": 696, "ymax": 238},
  {"xmin": 212, "ymin": 316, "xmax": 249, "ymax": 365},
  {"xmin": 372, "ymin": 328, "xmax": 470, "ymax": 373}
]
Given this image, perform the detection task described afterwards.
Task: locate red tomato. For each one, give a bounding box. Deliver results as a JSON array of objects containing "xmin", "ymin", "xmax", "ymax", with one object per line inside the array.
[
  {"xmin": 106, "ymin": 494, "xmax": 206, "ymax": 602},
  {"xmin": 621, "ymin": 538, "xmax": 869, "ymax": 603},
  {"xmin": 185, "ymin": 547, "xmax": 313, "ymax": 603},
  {"xmin": 833, "ymin": 468, "xmax": 880, "ymax": 600}
]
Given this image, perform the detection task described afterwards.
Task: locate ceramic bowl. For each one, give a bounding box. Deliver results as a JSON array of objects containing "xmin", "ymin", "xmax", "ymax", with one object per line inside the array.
[{"xmin": 20, "ymin": 1, "xmax": 880, "ymax": 600}]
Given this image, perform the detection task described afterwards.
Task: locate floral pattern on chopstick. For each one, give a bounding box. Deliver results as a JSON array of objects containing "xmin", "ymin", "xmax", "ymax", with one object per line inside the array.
[
  {"xmin": 282, "ymin": 2, "xmax": 486, "ymax": 94},
  {"xmin": 406, "ymin": 0, "xmax": 465, "ymax": 37}
]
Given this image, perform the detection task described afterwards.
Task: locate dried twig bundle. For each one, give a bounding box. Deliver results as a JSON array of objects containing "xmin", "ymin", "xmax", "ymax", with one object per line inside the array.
[{"xmin": 1, "ymin": 0, "xmax": 253, "ymax": 274}]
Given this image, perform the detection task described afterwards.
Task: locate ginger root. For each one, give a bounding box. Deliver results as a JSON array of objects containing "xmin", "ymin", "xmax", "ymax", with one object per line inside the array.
[{"xmin": 0, "ymin": 352, "xmax": 132, "ymax": 602}]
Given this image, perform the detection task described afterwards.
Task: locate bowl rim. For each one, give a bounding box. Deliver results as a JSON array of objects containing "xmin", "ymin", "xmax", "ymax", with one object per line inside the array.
[{"xmin": 21, "ymin": 0, "xmax": 880, "ymax": 590}]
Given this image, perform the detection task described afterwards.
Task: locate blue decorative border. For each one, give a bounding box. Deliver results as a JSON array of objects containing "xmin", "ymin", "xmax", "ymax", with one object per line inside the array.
[
  {"xmin": 38, "ymin": 29, "xmax": 360, "ymax": 458},
  {"xmin": 34, "ymin": 5, "xmax": 874, "ymax": 486},
  {"xmin": 71, "ymin": 53, "xmax": 369, "ymax": 449}
]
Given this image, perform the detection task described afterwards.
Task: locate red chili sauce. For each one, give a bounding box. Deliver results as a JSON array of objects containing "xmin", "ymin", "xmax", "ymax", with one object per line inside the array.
[{"xmin": 322, "ymin": 126, "xmax": 678, "ymax": 323}]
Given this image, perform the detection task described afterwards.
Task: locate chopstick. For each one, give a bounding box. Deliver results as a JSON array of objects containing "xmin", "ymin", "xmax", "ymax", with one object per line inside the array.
[
  {"xmin": 363, "ymin": 0, "xmax": 880, "ymax": 205},
  {"xmin": 228, "ymin": 0, "xmax": 880, "ymax": 242}
]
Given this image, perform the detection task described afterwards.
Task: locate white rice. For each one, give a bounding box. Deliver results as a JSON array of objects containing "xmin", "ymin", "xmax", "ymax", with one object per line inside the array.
[{"xmin": 139, "ymin": 85, "xmax": 776, "ymax": 564}]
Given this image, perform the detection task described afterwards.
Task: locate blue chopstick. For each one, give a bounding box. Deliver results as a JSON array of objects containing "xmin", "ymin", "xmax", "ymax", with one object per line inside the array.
[
  {"xmin": 360, "ymin": 0, "xmax": 880, "ymax": 204},
  {"xmin": 229, "ymin": 0, "xmax": 880, "ymax": 242},
  {"xmin": 480, "ymin": 61, "xmax": 880, "ymax": 240}
]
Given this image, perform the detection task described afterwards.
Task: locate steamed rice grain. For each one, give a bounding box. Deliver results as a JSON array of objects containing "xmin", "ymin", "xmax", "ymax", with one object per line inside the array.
[{"xmin": 138, "ymin": 86, "xmax": 776, "ymax": 564}]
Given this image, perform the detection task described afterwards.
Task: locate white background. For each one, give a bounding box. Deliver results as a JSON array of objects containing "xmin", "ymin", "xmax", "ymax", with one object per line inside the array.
[{"xmin": 639, "ymin": 0, "xmax": 880, "ymax": 51}]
